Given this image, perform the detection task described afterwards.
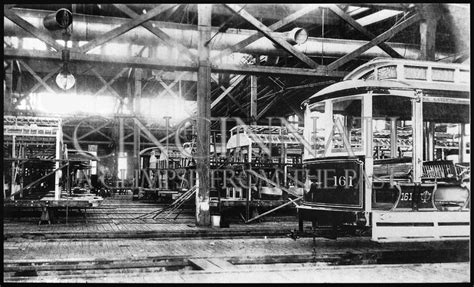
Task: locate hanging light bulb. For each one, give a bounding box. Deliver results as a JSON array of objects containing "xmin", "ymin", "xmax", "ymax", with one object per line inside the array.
[
  {"xmin": 56, "ymin": 63, "xmax": 75, "ymax": 90},
  {"xmin": 56, "ymin": 50, "xmax": 75, "ymax": 90}
]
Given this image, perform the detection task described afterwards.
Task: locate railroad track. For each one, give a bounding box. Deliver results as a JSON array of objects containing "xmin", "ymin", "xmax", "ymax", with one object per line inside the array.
[{"xmin": 4, "ymin": 240, "xmax": 469, "ymax": 283}]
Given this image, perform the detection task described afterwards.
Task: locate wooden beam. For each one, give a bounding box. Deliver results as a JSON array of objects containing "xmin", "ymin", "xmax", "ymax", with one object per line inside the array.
[
  {"xmin": 76, "ymin": 4, "xmax": 177, "ymax": 54},
  {"xmin": 417, "ymin": 4, "xmax": 441, "ymax": 61},
  {"xmin": 282, "ymin": 97, "xmax": 304, "ymax": 119},
  {"xmin": 328, "ymin": 5, "xmax": 402, "ymax": 58},
  {"xmin": 113, "ymin": 4, "xmax": 196, "ymax": 64},
  {"xmin": 4, "ymin": 9, "xmax": 64, "ymax": 52},
  {"xmin": 210, "ymin": 75, "xmax": 247, "ymax": 114},
  {"xmin": 256, "ymin": 90, "xmax": 288, "ymax": 120},
  {"xmin": 196, "ymin": 4, "xmax": 212, "ymax": 227},
  {"xmin": 13, "ymin": 66, "xmax": 62, "ymax": 107},
  {"xmin": 224, "ymin": 4, "xmax": 320, "ymax": 69},
  {"xmin": 156, "ymin": 72, "xmax": 188, "ymax": 98},
  {"xmin": 90, "ymin": 67, "xmax": 128, "ymax": 98},
  {"xmin": 4, "ymin": 48, "xmax": 348, "ymax": 78},
  {"xmin": 212, "ymin": 5, "xmax": 320, "ymax": 62},
  {"xmin": 356, "ymin": 9, "xmax": 404, "ymax": 27},
  {"xmin": 17, "ymin": 60, "xmax": 56, "ymax": 94},
  {"xmin": 250, "ymin": 75, "xmax": 258, "ymax": 124},
  {"xmin": 327, "ymin": 13, "xmax": 421, "ymax": 71},
  {"xmin": 133, "ymin": 69, "xmax": 142, "ymax": 181},
  {"xmin": 77, "ymin": 122, "xmax": 111, "ymax": 140},
  {"xmin": 211, "ymin": 75, "xmax": 246, "ymax": 109}
]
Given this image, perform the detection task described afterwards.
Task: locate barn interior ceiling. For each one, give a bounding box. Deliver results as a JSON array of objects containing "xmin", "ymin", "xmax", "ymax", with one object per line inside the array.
[{"xmin": 3, "ymin": 3, "xmax": 470, "ymax": 146}]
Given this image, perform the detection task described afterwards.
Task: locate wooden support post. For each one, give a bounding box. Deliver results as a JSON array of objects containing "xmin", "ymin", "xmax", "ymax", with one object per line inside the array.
[
  {"xmin": 195, "ymin": 4, "xmax": 212, "ymax": 226},
  {"xmin": 412, "ymin": 91, "xmax": 423, "ymax": 183},
  {"xmin": 417, "ymin": 4, "xmax": 441, "ymax": 61},
  {"xmin": 419, "ymin": 18, "xmax": 438, "ymax": 61},
  {"xmin": 10, "ymin": 135, "xmax": 16, "ymax": 200},
  {"xmin": 119, "ymin": 117, "xmax": 125, "ymax": 187},
  {"xmin": 459, "ymin": 124, "xmax": 465, "ymax": 163},
  {"xmin": 4, "ymin": 60, "xmax": 13, "ymax": 112},
  {"xmin": 250, "ymin": 57, "xmax": 258, "ymax": 125},
  {"xmin": 390, "ymin": 117, "xmax": 398, "ymax": 158},
  {"xmin": 54, "ymin": 123, "xmax": 62, "ymax": 200},
  {"xmin": 133, "ymin": 69, "xmax": 142, "ymax": 187}
]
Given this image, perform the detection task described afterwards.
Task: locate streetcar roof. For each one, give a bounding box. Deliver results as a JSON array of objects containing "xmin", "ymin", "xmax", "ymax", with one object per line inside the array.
[
  {"xmin": 344, "ymin": 58, "xmax": 470, "ymax": 81},
  {"xmin": 304, "ymin": 79, "xmax": 469, "ymax": 107},
  {"xmin": 304, "ymin": 58, "xmax": 470, "ymax": 107}
]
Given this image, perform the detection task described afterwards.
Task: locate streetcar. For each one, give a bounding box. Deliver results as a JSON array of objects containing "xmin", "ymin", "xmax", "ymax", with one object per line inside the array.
[{"xmin": 298, "ymin": 58, "xmax": 470, "ymax": 242}]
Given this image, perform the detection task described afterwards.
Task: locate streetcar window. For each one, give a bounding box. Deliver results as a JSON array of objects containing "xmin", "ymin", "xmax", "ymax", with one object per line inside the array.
[
  {"xmin": 423, "ymin": 101, "xmax": 470, "ymax": 163},
  {"xmin": 331, "ymin": 98, "xmax": 362, "ymax": 154},
  {"xmin": 377, "ymin": 65, "xmax": 397, "ymax": 80},
  {"xmin": 372, "ymin": 96, "xmax": 413, "ymax": 160},
  {"xmin": 405, "ymin": 66, "xmax": 427, "ymax": 80},
  {"xmin": 304, "ymin": 102, "xmax": 330, "ymax": 158},
  {"xmin": 361, "ymin": 70, "xmax": 375, "ymax": 80},
  {"xmin": 432, "ymin": 68, "xmax": 455, "ymax": 82}
]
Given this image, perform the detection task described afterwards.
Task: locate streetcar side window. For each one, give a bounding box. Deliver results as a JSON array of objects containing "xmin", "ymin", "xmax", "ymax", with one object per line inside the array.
[
  {"xmin": 304, "ymin": 102, "xmax": 329, "ymax": 158},
  {"xmin": 422, "ymin": 101, "xmax": 470, "ymax": 163},
  {"xmin": 331, "ymin": 98, "xmax": 363, "ymax": 154},
  {"xmin": 372, "ymin": 96, "xmax": 413, "ymax": 160}
]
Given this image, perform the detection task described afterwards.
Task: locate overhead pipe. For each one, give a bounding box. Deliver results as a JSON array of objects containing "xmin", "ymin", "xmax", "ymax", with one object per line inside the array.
[{"xmin": 4, "ymin": 8, "xmax": 452, "ymax": 61}]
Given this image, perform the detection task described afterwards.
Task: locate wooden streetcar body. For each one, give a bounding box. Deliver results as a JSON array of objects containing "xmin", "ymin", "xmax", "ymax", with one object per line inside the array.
[{"xmin": 298, "ymin": 58, "xmax": 470, "ymax": 242}]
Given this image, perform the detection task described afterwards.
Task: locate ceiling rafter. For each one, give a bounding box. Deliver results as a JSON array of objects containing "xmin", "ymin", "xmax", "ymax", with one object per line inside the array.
[
  {"xmin": 17, "ymin": 60, "xmax": 57, "ymax": 94},
  {"xmin": 13, "ymin": 66, "xmax": 62, "ymax": 108},
  {"xmin": 4, "ymin": 8, "xmax": 63, "ymax": 51},
  {"xmin": 75, "ymin": 4, "xmax": 177, "ymax": 54},
  {"xmin": 224, "ymin": 4, "xmax": 320, "ymax": 69},
  {"xmin": 4, "ymin": 48, "xmax": 347, "ymax": 78},
  {"xmin": 211, "ymin": 5, "xmax": 320, "ymax": 62},
  {"xmin": 328, "ymin": 5, "xmax": 403, "ymax": 58},
  {"xmin": 327, "ymin": 13, "xmax": 422, "ymax": 71},
  {"xmin": 113, "ymin": 4, "xmax": 197, "ymax": 64},
  {"xmin": 90, "ymin": 67, "xmax": 129, "ymax": 98}
]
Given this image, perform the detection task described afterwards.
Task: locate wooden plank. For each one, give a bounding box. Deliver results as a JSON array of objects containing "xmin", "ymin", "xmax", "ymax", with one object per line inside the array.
[
  {"xmin": 372, "ymin": 211, "xmax": 470, "ymax": 242},
  {"xmin": 327, "ymin": 5, "xmax": 402, "ymax": 58},
  {"xmin": 207, "ymin": 258, "xmax": 235, "ymax": 270},
  {"xmin": 327, "ymin": 13, "xmax": 422, "ymax": 70},
  {"xmin": 224, "ymin": 4, "xmax": 319, "ymax": 69},
  {"xmin": 188, "ymin": 258, "xmax": 221, "ymax": 271},
  {"xmin": 4, "ymin": 9, "xmax": 64, "ymax": 51},
  {"xmin": 5, "ymin": 48, "xmax": 348, "ymax": 77},
  {"xmin": 76, "ymin": 4, "xmax": 177, "ymax": 54}
]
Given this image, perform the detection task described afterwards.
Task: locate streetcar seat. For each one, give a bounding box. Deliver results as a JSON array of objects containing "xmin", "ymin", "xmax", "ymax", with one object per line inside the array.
[
  {"xmin": 373, "ymin": 157, "xmax": 412, "ymax": 181},
  {"xmin": 422, "ymin": 160, "xmax": 458, "ymax": 182}
]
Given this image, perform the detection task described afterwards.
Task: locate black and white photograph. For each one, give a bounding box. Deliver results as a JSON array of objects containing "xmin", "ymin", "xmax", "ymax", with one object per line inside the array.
[{"xmin": 2, "ymin": 3, "xmax": 470, "ymax": 284}]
